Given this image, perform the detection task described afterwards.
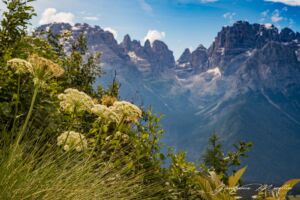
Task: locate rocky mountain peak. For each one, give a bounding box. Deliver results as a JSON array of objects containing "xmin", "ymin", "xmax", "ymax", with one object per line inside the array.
[
  {"xmin": 190, "ymin": 45, "xmax": 208, "ymax": 70},
  {"xmin": 206, "ymin": 21, "xmax": 300, "ymax": 73},
  {"xmin": 150, "ymin": 40, "xmax": 176, "ymax": 69},
  {"xmin": 210, "ymin": 21, "xmax": 278, "ymax": 54},
  {"xmin": 280, "ymin": 27, "xmax": 296, "ymax": 42},
  {"xmin": 196, "ymin": 44, "xmax": 207, "ymax": 50},
  {"xmin": 36, "ymin": 22, "xmax": 72, "ymax": 34},
  {"xmin": 178, "ymin": 48, "xmax": 192, "ymax": 64},
  {"xmin": 176, "ymin": 44, "xmax": 208, "ymax": 76},
  {"xmin": 123, "ymin": 38, "xmax": 176, "ymax": 72},
  {"xmin": 120, "ymin": 34, "xmax": 132, "ymax": 51},
  {"xmin": 152, "ymin": 40, "xmax": 170, "ymax": 52},
  {"xmin": 123, "ymin": 34, "xmax": 131, "ymax": 43},
  {"xmin": 144, "ymin": 40, "xmax": 152, "ymax": 51}
]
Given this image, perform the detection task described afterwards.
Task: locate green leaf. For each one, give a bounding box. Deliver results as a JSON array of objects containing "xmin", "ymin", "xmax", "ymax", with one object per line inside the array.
[
  {"xmin": 278, "ymin": 179, "xmax": 300, "ymax": 200},
  {"xmin": 228, "ymin": 167, "xmax": 247, "ymax": 187}
]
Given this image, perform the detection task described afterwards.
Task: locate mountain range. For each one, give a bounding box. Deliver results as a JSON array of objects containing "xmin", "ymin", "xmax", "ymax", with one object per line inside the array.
[{"xmin": 36, "ymin": 21, "xmax": 300, "ymax": 183}]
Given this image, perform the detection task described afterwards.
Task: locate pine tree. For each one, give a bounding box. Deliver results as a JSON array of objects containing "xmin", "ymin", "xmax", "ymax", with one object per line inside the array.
[{"xmin": 202, "ymin": 133, "xmax": 253, "ymax": 183}]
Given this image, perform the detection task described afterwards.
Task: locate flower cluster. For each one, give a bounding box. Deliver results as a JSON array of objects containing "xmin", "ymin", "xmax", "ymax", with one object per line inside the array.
[
  {"xmin": 7, "ymin": 58, "xmax": 32, "ymax": 74},
  {"xmin": 110, "ymin": 101, "xmax": 142, "ymax": 123},
  {"xmin": 91, "ymin": 101, "xmax": 142, "ymax": 124},
  {"xmin": 57, "ymin": 131, "xmax": 87, "ymax": 152},
  {"xmin": 58, "ymin": 88, "xmax": 142, "ymax": 124},
  {"xmin": 28, "ymin": 54, "xmax": 64, "ymax": 86},
  {"xmin": 58, "ymin": 88, "xmax": 94, "ymax": 113},
  {"xmin": 91, "ymin": 104, "xmax": 120, "ymax": 124},
  {"xmin": 7, "ymin": 55, "xmax": 64, "ymax": 86}
]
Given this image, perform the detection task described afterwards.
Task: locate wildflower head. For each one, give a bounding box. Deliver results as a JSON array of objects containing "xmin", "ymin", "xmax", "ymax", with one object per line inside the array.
[
  {"xmin": 28, "ymin": 54, "xmax": 64, "ymax": 86},
  {"xmin": 7, "ymin": 58, "xmax": 32, "ymax": 74},
  {"xmin": 58, "ymin": 88, "xmax": 94, "ymax": 114},
  {"xmin": 101, "ymin": 95, "xmax": 117, "ymax": 107},
  {"xmin": 57, "ymin": 131, "xmax": 87, "ymax": 152},
  {"xmin": 111, "ymin": 101, "xmax": 142, "ymax": 123},
  {"xmin": 91, "ymin": 104, "xmax": 121, "ymax": 124},
  {"xmin": 7, "ymin": 55, "xmax": 64, "ymax": 87}
]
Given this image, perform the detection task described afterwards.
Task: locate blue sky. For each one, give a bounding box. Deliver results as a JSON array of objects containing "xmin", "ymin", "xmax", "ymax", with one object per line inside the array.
[{"xmin": 3, "ymin": 0, "xmax": 300, "ymax": 58}]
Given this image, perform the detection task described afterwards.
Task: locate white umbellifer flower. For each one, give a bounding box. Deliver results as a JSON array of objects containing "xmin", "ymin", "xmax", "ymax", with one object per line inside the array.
[
  {"xmin": 91, "ymin": 104, "xmax": 121, "ymax": 124},
  {"xmin": 8, "ymin": 55, "xmax": 64, "ymax": 87},
  {"xmin": 58, "ymin": 88, "xmax": 94, "ymax": 113},
  {"xmin": 57, "ymin": 131, "xmax": 87, "ymax": 152},
  {"xmin": 110, "ymin": 101, "xmax": 142, "ymax": 123},
  {"xmin": 29, "ymin": 54, "xmax": 64, "ymax": 86},
  {"xmin": 7, "ymin": 58, "xmax": 32, "ymax": 74},
  {"xmin": 28, "ymin": 54, "xmax": 64, "ymax": 78}
]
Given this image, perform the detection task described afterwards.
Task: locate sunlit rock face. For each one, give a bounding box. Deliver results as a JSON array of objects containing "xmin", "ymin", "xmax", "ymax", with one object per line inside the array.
[
  {"xmin": 176, "ymin": 45, "xmax": 208, "ymax": 78},
  {"xmin": 37, "ymin": 21, "xmax": 300, "ymax": 183}
]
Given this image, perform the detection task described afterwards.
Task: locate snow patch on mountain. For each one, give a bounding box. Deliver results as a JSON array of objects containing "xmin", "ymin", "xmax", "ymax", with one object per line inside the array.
[
  {"xmin": 207, "ymin": 67, "xmax": 221, "ymax": 77},
  {"xmin": 264, "ymin": 23, "xmax": 273, "ymax": 29}
]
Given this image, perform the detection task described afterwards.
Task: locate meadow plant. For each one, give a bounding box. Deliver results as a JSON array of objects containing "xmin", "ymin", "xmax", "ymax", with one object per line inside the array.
[
  {"xmin": 91, "ymin": 104, "xmax": 121, "ymax": 124},
  {"xmin": 110, "ymin": 101, "xmax": 142, "ymax": 123},
  {"xmin": 27, "ymin": 54, "xmax": 64, "ymax": 87},
  {"xmin": 7, "ymin": 58, "xmax": 32, "ymax": 74},
  {"xmin": 58, "ymin": 88, "xmax": 94, "ymax": 114},
  {"xmin": 0, "ymin": 144, "xmax": 160, "ymax": 200},
  {"xmin": 7, "ymin": 55, "xmax": 64, "ymax": 150},
  {"xmin": 57, "ymin": 131, "xmax": 88, "ymax": 152}
]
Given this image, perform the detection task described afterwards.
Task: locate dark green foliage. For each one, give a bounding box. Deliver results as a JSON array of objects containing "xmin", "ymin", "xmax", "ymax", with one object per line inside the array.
[
  {"xmin": 43, "ymin": 30, "xmax": 66, "ymax": 57},
  {"xmin": 202, "ymin": 134, "xmax": 253, "ymax": 183},
  {"xmin": 107, "ymin": 73, "xmax": 121, "ymax": 98},
  {"xmin": 71, "ymin": 32, "xmax": 87, "ymax": 54},
  {"xmin": 0, "ymin": 0, "xmax": 36, "ymax": 58},
  {"xmin": 97, "ymin": 74, "xmax": 121, "ymax": 99},
  {"xmin": 165, "ymin": 151, "xmax": 201, "ymax": 199}
]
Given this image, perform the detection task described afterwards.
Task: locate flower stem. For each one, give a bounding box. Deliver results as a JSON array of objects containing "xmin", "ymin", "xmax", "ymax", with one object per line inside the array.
[
  {"xmin": 11, "ymin": 75, "xmax": 21, "ymax": 137},
  {"xmin": 15, "ymin": 86, "xmax": 39, "ymax": 147}
]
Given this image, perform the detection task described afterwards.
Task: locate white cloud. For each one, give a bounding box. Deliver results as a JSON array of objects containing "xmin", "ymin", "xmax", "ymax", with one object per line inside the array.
[
  {"xmin": 261, "ymin": 10, "xmax": 269, "ymax": 17},
  {"xmin": 144, "ymin": 30, "xmax": 166, "ymax": 43},
  {"xmin": 39, "ymin": 8, "xmax": 74, "ymax": 25},
  {"xmin": 83, "ymin": 16, "xmax": 99, "ymax": 21},
  {"xmin": 260, "ymin": 8, "xmax": 292, "ymax": 24},
  {"xmin": 223, "ymin": 12, "xmax": 236, "ymax": 23},
  {"xmin": 265, "ymin": 0, "xmax": 300, "ymax": 6},
  {"xmin": 260, "ymin": 10, "xmax": 269, "ymax": 22},
  {"xmin": 271, "ymin": 9, "xmax": 283, "ymax": 22},
  {"xmin": 104, "ymin": 27, "xmax": 118, "ymax": 39},
  {"xmin": 138, "ymin": 0, "xmax": 153, "ymax": 13}
]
